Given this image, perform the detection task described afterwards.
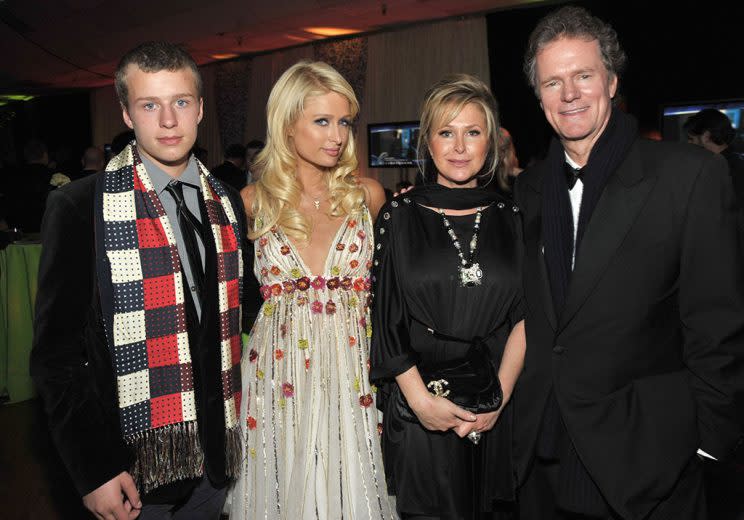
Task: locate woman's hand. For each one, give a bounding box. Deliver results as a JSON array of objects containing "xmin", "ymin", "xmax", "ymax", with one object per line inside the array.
[
  {"xmin": 452, "ymin": 407, "xmax": 503, "ymax": 438},
  {"xmin": 410, "ymin": 393, "xmax": 476, "ymax": 432},
  {"xmin": 473, "ymin": 408, "xmax": 502, "ymax": 433}
]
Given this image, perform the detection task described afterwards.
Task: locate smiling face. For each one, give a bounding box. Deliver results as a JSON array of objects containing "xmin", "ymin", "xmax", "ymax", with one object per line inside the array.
[
  {"xmin": 536, "ymin": 36, "xmax": 617, "ymax": 158},
  {"xmin": 121, "ymin": 65, "xmax": 203, "ymax": 177},
  {"xmin": 289, "ymin": 91, "xmax": 352, "ymax": 174},
  {"xmin": 428, "ymin": 102, "xmax": 490, "ymax": 188}
]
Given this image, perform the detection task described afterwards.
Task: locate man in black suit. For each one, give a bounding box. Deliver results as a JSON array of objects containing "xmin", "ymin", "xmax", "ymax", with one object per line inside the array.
[
  {"xmin": 513, "ymin": 6, "xmax": 744, "ymax": 519},
  {"xmin": 31, "ymin": 42, "xmax": 255, "ymax": 520},
  {"xmin": 211, "ymin": 143, "xmax": 246, "ymax": 192},
  {"xmin": 684, "ymin": 108, "xmax": 744, "ymax": 207}
]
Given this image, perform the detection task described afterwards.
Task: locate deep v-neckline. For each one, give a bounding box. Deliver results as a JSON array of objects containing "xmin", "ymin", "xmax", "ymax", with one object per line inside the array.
[{"xmin": 277, "ymin": 212, "xmax": 351, "ymax": 277}]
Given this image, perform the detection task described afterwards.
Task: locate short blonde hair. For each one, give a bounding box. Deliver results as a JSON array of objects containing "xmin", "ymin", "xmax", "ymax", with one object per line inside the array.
[
  {"xmin": 250, "ymin": 61, "xmax": 364, "ymax": 241},
  {"xmin": 416, "ymin": 74, "xmax": 505, "ymax": 189}
]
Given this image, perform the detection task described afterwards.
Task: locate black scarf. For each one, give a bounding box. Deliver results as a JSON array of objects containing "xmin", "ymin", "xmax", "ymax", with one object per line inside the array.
[
  {"xmin": 542, "ymin": 108, "xmax": 638, "ymax": 313},
  {"xmin": 405, "ymin": 182, "xmax": 511, "ymax": 210}
]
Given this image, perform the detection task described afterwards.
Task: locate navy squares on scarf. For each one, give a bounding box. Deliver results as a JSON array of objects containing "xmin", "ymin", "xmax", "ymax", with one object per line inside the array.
[
  {"xmin": 221, "ymin": 364, "xmax": 242, "ymax": 396},
  {"xmin": 104, "ymin": 221, "xmax": 139, "ymax": 251},
  {"xmin": 135, "ymin": 188, "xmax": 161, "ymax": 218},
  {"xmin": 228, "ymin": 364, "xmax": 241, "ymax": 394},
  {"xmin": 217, "ymin": 251, "xmax": 239, "ymax": 282},
  {"xmin": 113, "ymin": 341, "xmax": 149, "ymax": 376},
  {"xmin": 144, "ymin": 306, "xmax": 183, "ymax": 339},
  {"xmin": 120, "ymin": 400, "xmax": 151, "ymax": 436},
  {"xmin": 140, "ymin": 246, "xmax": 178, "ymax": 278},
  {"xmin": 148, "ymin": 364, "xmax": 182, "ymax": 398},
  {"xmin": 113, "ymin": 280, "xmax": 145, "ymax": 313},
  {"xmin": 219, "ymin": 307, "xmax": 241, "ymax": 341},
  {"xmin": 180, "ymin": 363, "xmax": 194, "ymax": 392},
  {"xmin": 205, "ymin": 199, "xmax": 229, "ymax": 226},
  {"xmin": 104, "ymin": 166, "xmax": 134, "ymax": 193}
]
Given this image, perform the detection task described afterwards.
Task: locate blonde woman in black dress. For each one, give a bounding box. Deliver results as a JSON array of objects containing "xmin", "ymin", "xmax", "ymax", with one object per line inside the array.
[{"xmin": 371, "ymin": 74, "xmax": 526, "ymax": 519}]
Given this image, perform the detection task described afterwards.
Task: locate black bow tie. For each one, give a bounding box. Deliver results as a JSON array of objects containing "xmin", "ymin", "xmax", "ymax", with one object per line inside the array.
[{"xmin": 564, "ymin": 163, "xmax": 583, "ymax": 190}]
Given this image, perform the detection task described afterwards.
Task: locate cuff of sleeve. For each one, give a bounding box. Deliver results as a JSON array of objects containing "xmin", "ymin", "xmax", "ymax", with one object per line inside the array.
[
  {"xmin": 370, "ymin": 352, "xmax": 419, "ymax": 382},
  {"xmin": 697, "ymin": 448, "xmax": 718, "ymax": 461}
]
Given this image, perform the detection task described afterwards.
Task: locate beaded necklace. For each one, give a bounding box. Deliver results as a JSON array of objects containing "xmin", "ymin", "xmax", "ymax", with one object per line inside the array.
[{"xmin": 437, "ymin": 206, "xmax": 484, "ymax": 287}]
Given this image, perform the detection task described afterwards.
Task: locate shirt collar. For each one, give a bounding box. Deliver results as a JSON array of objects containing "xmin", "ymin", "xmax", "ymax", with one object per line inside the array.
[
  {"xmin": 564, "ymin": 152, "xmax": 582, "ymax": 170},
  {"xmin": 139, "ymin": 151, "xmax": 200, "ymax": 195}
]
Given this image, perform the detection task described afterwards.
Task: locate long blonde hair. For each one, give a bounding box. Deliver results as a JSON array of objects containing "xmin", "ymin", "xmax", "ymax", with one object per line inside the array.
[{"xmin": 250, "ymin": 61, "xmax": 364, "ymax": 242}]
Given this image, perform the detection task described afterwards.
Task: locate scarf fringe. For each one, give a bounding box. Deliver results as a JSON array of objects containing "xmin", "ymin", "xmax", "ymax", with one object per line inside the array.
[
  {"xmin": 127, "ymin": 421, "xmax": 204, "ymax": 494},
  {"xmin": 225, "ymin": 426, "xmax": 243, "ymax": 479},
  {"xmin": 126, "ymin": 423, "xmax": 244, "ymax": 493}
]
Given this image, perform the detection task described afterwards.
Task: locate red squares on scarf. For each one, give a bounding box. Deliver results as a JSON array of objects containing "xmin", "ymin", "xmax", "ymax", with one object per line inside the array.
[
  {"xmin": 220, "ymin": 224, "xmax": 237, "ymax": 252},
  {"xmin": 137, "ymin": 218, "xmax": 169, "ymax": 249},
  {"xmin": 134, "ymin": 170, "xmax": 146, "ymax": 192},
  {"xmin": 230, "ymin": 335, "xmax": 241, "ymax": 365},
  {"xmin": 150, "ymin": 394, "xmax": 183, "ymax": 428},
  {"xmin": 234, "ymin": 391, "xmax": 242, "ymax": 418},
  {"xmin": 143, "ymin": 275, "xmax": 176, "ymax": 309},
  {"xmin": 146, "ymin": 334, "xmax": 179, "ymax": 367},
  {"xmin": 226, "ymin": 279, "xmax": 239, "ymax": 308}
]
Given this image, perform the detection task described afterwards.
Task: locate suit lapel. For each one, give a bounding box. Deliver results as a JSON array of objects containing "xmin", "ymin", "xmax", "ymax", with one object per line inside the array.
[{"xmin": 559, "ymin": 143, "xmax": 656, "ymax": 329}]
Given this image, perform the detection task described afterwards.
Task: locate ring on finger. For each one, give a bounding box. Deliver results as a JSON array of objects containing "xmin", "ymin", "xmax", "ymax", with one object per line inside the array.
[{"xmin": 467, "ymin": 430, "xmax": 482, "ymax": 445}]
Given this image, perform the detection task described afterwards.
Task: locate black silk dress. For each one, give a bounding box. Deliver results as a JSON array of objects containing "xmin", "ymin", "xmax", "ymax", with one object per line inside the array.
[{"xmin": 370, "ymin": 184, "xmax": 524, "ymax": 519}]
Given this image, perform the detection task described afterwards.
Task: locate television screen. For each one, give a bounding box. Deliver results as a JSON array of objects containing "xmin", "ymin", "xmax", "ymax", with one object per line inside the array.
[
  {"xmin": 661, "ymin": 99, "xmax": 744, "ymax": 142},
  {"xmin": 368, "ymin": 121, "xmax": 420, "ymax": 168}
]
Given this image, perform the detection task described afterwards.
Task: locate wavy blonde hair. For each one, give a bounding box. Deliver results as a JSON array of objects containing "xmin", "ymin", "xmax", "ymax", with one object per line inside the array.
[{"xmin": 249, "ymin": 61, "xmax": 364, "ymax": 242}]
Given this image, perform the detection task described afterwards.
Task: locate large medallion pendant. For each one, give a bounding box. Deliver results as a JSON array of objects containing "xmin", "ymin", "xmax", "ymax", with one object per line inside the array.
[{"xmin": 459, "ymin": 262, "xmax": 483, "ymax": 287}]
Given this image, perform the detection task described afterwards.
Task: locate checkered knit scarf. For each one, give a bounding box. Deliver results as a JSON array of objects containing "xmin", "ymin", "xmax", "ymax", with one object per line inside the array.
[{"xmin": 98, "ymin": 143, "xmax": 242, "ymax": 493}]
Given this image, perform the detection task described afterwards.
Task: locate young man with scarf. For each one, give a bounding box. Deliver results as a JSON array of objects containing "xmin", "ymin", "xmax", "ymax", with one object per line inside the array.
[
  {"xmin": 513, "ymin": 6, "xmax": 744, "ymax": 520},
  {"xmin": 31, "ymin": 42, "xmax": 255, "ymax": 519}
]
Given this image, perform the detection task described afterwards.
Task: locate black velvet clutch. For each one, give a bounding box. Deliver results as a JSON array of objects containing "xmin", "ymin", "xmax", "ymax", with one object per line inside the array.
[{"xmin": 392, "ymin": 336, "xmax": 503, "ymax": 423}]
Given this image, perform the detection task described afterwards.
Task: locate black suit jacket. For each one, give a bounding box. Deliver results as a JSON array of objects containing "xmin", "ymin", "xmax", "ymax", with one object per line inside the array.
[
  {"xmin": 30, "ymin": 173, "xmax": 259, "ymax": 497},
  {"xmin": 513, "ymin": 139, "xmax": 744, "ymax": 519}
]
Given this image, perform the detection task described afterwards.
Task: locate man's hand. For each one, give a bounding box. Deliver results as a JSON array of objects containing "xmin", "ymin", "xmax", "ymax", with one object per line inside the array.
[
  {"xmin": 82, "ymin": 471, "xmax": 141, "ymax": 520},
  {"xmin": 393, "ymin": 185, "xmax": 414, "ymax": 198}
]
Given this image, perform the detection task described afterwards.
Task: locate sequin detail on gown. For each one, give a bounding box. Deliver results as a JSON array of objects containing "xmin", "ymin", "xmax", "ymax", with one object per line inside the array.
[{"xmin": 230, "ymin": 207, "xmax": 395, "ymax": 519}]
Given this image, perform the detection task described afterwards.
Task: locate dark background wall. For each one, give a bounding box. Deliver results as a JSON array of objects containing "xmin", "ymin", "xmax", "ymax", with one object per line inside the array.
[
  {"xmin": 1, "ymin": 91, "xmax": 91, "ymax": 170},
  {"xmin": 488, "ymin": 0, "xmax": 744, "ymax": 166}
]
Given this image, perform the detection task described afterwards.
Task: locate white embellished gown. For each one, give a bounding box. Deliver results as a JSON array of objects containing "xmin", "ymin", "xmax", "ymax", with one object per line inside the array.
[{"xmin": 229, "ymin": 207, "xmax": 395, "ymax": 519}]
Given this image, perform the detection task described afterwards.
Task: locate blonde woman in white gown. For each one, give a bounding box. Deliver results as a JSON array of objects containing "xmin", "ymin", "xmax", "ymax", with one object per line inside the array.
[{"xmin": 229, "ymin": 61, "xmax": 395, "ymax": 519}]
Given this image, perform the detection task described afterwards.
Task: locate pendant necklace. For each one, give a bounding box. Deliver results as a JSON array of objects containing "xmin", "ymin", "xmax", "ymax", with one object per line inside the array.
[
  {"xmin": 438, "ymin": 206, "xmax": 484, "ymax": 287},
  {"xmin": 312, "ymin": 199, "xmax": 321, "ymax": 210}
]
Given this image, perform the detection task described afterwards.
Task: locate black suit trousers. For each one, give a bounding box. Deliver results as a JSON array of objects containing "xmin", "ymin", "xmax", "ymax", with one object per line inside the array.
[{"xmin": 518, "ymin": 456, "xmax": 706, "ymax": 520}]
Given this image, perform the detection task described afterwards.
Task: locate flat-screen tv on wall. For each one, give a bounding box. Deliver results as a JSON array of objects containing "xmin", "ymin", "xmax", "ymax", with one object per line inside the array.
[
  {"xmin": 368, "ymin": 121, "xmax": 420, "ymax": 168},
  {"xmin": 661, "ymin": 99, "xmax": 744, "ymax": 142}
]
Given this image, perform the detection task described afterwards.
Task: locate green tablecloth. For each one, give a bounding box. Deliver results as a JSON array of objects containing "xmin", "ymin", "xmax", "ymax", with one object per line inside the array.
[{"xmin": 0, "ymin": 242, "xmax": 42, "ymax": 403}]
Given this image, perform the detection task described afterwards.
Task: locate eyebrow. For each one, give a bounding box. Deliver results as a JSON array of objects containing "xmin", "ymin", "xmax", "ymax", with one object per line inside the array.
[
  {"xmin": 133, "ymin": 93, "xmax": 196, "ymax": 102},
  {"xmin": 438, "ymin": 122, "xmax": 483, "ymax": 128},
  {"xmin": 310, "ymin": 112, "xmax": 352, "ymax": 118}
]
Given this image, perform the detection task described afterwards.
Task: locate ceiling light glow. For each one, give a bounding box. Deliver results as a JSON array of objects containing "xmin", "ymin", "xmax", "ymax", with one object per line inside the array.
[{"xmin": 302, "ymin": 27, "xmax": 361, "ymax": 37}]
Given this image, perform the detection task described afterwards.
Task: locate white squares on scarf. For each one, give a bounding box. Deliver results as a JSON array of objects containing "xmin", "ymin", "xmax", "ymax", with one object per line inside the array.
[
  {"xmin": 117, "ymin": 370, "xmax": 150, "ymax": 407},
  {"xmin": 173, "ymin": 270, "xmax": 185, "ymax": 305},
  {"xmin": 103, "ymin": 192, "xmax": 137, "ymax": 221},
  {"xmin": 181, "ymin": 391, "xmax": 197, "ymax": 422},
  {"xmin": 176, "ymin": 332, "xmax": 190, "ymax": 363},
  {"xmin": 113, "ymin": 310, "xmax": 147, "ymax": 346},
  {"xmin": 223, "ymin": 396, "xmax": 237, "ymax": 429},
  {"xmin": 217, "ymin": 280, "xmax": 229, "ymax": 309},
  {"xmin": 220, "ymin": 339, "xmax": 233, "ymax": 372},
  {"xmin": 108, "ymin": 249, "xmax": 144, "ymax": 283},
  {"xmin": 159, "ymin": 214, "xmax": 177, "ymax": 245}
]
